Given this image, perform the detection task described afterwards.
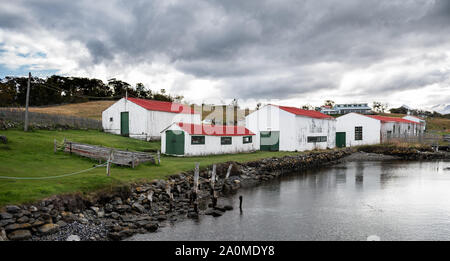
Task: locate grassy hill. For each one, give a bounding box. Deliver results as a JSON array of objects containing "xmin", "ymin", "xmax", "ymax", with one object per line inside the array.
[
  {"xmin": 0, "ymin": 129, "xmax": 299, "ymax": 207},
  {"xmin": 15, "ymin": 101, "xmax": 116, "ymax": 120}
]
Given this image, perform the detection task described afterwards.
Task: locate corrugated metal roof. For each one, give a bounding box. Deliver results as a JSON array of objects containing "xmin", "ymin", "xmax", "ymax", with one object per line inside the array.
[
  {"xmin": 176, "ymin": 122, "xmax": 255, "ymax": 136},
  {"xmin": 273, "ymin": 105, "xmax": 334, "ymax": 119},
  {"xmin": 367, "ymin": 115, "xmax": 421, "ymax": 124},
  {"xmin": 126, "ymin": 97, "xmax": 198, "ymax": 114}
]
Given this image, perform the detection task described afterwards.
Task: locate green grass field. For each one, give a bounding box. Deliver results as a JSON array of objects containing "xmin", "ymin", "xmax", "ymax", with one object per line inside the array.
[{"xmin": 0, "ymin": 129, "xmax": 299, "ymax": 207}]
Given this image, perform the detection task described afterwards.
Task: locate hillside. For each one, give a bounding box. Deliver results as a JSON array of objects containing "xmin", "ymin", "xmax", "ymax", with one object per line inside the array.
[{"xmin": 25, "ymin": 101, "xmax": 116, "ymax": 120}]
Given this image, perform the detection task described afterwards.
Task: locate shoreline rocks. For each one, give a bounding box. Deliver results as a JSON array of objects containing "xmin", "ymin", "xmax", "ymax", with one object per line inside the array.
[{"xmin": 0, "ymin": 148, "xmax": 448, "ymax": 241}]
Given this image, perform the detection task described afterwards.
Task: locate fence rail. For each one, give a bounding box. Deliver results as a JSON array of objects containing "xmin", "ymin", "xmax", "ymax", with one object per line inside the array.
[
  {"xmin": 382, "ymin": 133, "xmax": 443, "ymax": 146},
  {"xmin": 0, "ymin": 107, "xmax": 101, "ymax": 130},
  {"xmin": 63, "ymin": 141, "xmax": 156, "ymax": 167}
]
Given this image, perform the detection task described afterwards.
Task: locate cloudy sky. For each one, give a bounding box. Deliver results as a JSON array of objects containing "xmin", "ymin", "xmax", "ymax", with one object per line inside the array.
[{"xmin": 0, "ymin": 0, "xmax": 449, "ymax": 109}]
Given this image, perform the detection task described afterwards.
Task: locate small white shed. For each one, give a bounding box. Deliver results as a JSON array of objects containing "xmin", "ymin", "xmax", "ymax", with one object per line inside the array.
[
  {"xmin": 336, "ymin": 113, "xmax": 381, "ymax": 147},
  {"xmin": 402, "ymin": 115, "xmax": 426, "ymax": 132},
  {"xmin": 245, "ymin": 104, "xmax": 336, "ymax": 151},
  {"xmin": 102, "ymin": 98, "xmax": 201, "ymax": 141},
  {"xmin": 161, "ymin": 122, "xmax": 257, "ymax": 156}
]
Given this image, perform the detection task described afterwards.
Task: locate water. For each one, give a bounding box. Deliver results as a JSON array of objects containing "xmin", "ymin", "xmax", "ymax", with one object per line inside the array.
[{"xmin": 130, "ymin": 160, "xmax": 450, "ymax": 241}]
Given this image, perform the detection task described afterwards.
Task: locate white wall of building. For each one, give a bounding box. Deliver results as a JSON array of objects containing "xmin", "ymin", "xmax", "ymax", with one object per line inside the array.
[
  {"xmin": 161, "ymin": 124, "xmax": 257, "ymax": 156},
  {"xmin": 102, "ymin": 98, "xmax": 201, "ymax": 140},
  {"xmin": 245, "ymin": 104, "xmax": 336, "ymax": 151},
  {"xmin": 336, "ymin": 113, "xmax": 381, "ymax": 147},
  {"xmin": 380, "ymin": 121, "xmax": 419, "ymax": 142}
]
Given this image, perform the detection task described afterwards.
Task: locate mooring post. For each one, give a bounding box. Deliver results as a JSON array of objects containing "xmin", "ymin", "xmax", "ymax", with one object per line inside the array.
[{"xmin": 239, "ymin": 195, "xmax": 243, "ymax": 211}]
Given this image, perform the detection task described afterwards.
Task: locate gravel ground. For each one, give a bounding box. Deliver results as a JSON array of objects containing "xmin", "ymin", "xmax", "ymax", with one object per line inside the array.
[
  {"xmin": 30, "ymin": 221, "xmax": 109, "ymax": 241},
  {"xmin": 342, "ymin": 151, "xmax": 401, "ymax": 162}
]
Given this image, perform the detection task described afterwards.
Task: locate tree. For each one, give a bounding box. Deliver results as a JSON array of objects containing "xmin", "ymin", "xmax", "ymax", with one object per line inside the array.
[
  {"xmin": 373, "ymin": 101, "xmax": 388, "ymax": 113},
  {"xmin": 324, "ymin": 100, "xmax": 335, "ymax": 107}
]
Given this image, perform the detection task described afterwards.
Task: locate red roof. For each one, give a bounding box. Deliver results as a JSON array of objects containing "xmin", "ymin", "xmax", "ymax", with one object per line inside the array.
[
  {"xmin": 126, "ymin": 97, "xmax": 198, "ymax": 114},
  {"xmin": 176, "ymin": 123, "xmax": 255, "ymax": 136},
  {"xmin": 273, "ymin": 105, "xmax": 334, "ymax": 119},
  {"xmin": 367, "ymin": 115, "xmax": 421, "ymax": 124}
]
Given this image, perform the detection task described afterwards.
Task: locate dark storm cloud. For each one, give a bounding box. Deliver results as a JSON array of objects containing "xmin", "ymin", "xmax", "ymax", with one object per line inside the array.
[{"xmin": 2, "ymin": 0, "xmax": 450, "ymax": 100}]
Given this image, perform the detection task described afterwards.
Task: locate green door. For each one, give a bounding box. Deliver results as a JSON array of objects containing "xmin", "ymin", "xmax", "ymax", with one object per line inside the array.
[
  {"xmin": 120, "ymin": 112, "xmax": 129, "ymax": 136},
  {"xmin": 165, "ymin": 130, "xmax": 185, "ymax": 155},
  {"xmin": 336, "ymin": 132, "xmax": 346, "ymax": 148},
  {"xmin": 260, "ymin": 131, "xmax": 280, "ymax": 151}
]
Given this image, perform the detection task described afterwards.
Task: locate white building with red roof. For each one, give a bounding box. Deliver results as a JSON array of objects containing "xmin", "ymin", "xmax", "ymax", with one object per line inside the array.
[
  {"xmin": 102, "ymin": 97, "xmax": 201, "ymax": 140},
  {"xmin": 336, "ymin": 113, "xmax": 424, "ymax": 147},
  {"xmin": 245, "ymin": 104, "xmax": 336, "ymax": 151},
  {"xmin": 161, "ymin": 122, "xmax": 257, "ymax": 156}
]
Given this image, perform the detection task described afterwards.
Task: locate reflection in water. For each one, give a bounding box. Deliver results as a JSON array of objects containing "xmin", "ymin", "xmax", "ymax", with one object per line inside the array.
[
  {"xmin": 355, "ymin": 161, "xmax": 364, "ymax": 188},
  {"xmin": 129, "ymin": 160, "xmax": 450, "ymax": 241}
]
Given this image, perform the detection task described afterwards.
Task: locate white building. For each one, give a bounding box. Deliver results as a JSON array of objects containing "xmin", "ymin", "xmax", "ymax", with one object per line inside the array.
[
  {"xmin": 402, "ymin": 115, "xmax": 426, "ymax": 131},
  {"xmin": 102, "ymin": 98, "xmax": 201, "ymax": 141},
  {"xmin": 336, "ymin": 113, "xmax": 423, "ymax": 147},
  {"xmin": 336, "ymin": 113, "xmax": 381, "ymax": 147},
  {"xmin": 245, "ymin": 104, "xmax": 336, "ymax": 151},
  {"xmin": 334, "ymin": 103, "xmax": 372, "ymax": 114},
  {"xmin": 161, "ymin": 122, "xmax": 257, "ymax": 156}
]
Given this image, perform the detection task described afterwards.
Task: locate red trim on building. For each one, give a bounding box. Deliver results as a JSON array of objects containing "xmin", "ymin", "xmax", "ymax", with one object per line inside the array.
[
  {"xmin": 367, "ymin": 115, "xmax": 421, "ymax": 124},
  {"xmin": 126, "ymin": 97, "xmax": 198, "ymax": 114},
  {"xmin": 272, "ymin": 105, "xmax": 334, "ymax": 119}
]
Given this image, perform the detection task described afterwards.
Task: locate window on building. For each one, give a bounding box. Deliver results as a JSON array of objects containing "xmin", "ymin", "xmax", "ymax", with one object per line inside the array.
[
  {"xmin": 221, "ymin": 137, "xmax": 232, "ymax": 145},
  {"xmin": 243, "ymin": 136, "xmax": 252, "ymax": 144},
  {"xmin": 109, "ymin": 117, "xmax": 113, "ymax": 122},
  {"xmin": 191, "ymin": 136, "xmax": 205, "ymax": 145},
  {"xmin": 355, "ymin": 126, "xmax": 363, "ymax": 141},
  {"xmin": 307, "ymin": 136, "xmax": 327, "ymax": 143}
]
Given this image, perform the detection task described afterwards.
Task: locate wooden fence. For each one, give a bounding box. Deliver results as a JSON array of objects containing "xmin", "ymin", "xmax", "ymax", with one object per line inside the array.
[
  {"xmin": 62, "ymin": 141, "xmax": 156, "ymax": 167},
  {"xmin": 0, "ymin": 107, "xmax": 101, "ymax": 130}
]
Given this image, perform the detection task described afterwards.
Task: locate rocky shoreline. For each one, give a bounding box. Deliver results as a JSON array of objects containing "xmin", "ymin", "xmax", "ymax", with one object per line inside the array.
[{"xmin": 1, "ymin": 148, "xmax": 448, "ymax": 241}]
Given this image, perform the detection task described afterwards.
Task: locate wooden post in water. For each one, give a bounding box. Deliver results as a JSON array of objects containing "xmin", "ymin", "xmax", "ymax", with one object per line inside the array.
[{"xmin": 239, "ymin": 195, "xmax": 243, "ymax": 212}]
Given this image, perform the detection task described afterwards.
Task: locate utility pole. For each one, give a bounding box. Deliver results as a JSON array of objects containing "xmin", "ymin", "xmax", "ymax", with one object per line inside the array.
[{"xmin": 24, "ymin": 72, "xmax": 31, "ymax": 132}]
